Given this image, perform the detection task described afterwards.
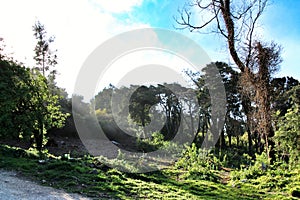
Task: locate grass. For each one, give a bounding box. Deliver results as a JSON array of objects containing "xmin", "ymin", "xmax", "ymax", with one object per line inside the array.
[{"xmin": 0, "ymin": 144, "xmax": 296, "ymax": 199}]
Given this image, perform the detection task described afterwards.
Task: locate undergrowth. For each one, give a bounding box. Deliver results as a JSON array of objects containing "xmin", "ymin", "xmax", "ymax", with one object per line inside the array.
[{"xmin": 0, "ymin": 144, "xmax": 298, "ymax": 199}]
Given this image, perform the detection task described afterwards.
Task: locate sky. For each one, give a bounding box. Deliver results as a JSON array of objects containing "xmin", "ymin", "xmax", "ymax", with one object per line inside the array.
[{"xmin": 0, "ymin": 0, "xmax": 299, "ymax": 99}]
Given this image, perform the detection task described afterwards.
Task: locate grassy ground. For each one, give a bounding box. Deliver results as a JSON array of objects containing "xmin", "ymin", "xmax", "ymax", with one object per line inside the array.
[{"xmin": 0, "ymin": 145, "xmax": 296, "ymax": 199}]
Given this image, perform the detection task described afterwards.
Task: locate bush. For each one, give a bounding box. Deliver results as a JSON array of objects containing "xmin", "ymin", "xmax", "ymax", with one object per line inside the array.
[
  {"xmin": 175, "ymin": 143, "xmax": 222, "ymax": 182},
  {"xmin": 231, "ymin": 153, "xmax": 269, "ymax": 181}
]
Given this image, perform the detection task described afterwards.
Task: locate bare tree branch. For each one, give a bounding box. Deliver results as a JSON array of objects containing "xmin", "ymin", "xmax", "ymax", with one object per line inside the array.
[{"xmin": 175, "ymin": 8, "xmax": 218, "ymax": 32}]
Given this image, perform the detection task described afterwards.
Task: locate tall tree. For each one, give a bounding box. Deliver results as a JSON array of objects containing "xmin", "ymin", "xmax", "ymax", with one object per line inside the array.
[
  {"xmin": 176, "ymin": 0, "xmax": 281, "ymax": 160},
  {"xmin": 32, "ymin": 21, "xmax": 69, "ymax": 151},
  {"xmin": 209, "ymin": 62, "xmax": 241, "ymax": 149},
  {"xmin": 185, "ymin": 69, "xmax": 211, "ymax": 144},
  {"xmin": 186, "ymin": 62, "xmax": 242, "ymax": 148},
  {"xmin": 157, "ymin": 84, "xmax": 182, "ymax": 140},
  {"xmin": 33, "ymin": 20, "xmax": 58, "ymax": 78}
]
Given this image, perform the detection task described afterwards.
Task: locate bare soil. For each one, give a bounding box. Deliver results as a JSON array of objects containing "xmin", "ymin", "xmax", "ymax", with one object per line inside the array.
[{"xmin": 0, "ymin": 170, "xmax": 91, "ymax": 200}]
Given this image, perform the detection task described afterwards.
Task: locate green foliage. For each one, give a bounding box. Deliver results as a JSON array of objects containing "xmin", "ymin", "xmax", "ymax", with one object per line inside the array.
[
  {"xmin": 136, "ymin": 132, "xmax": 163, "ymax": 152},
  {"xmin": 129, "ymin": 85, "xmax": 160, "ymax": 127},
  {"xmin": 0, "ymin": 59, "xmax": 68, "ymax": 151},
  {"xmin": 1, "ymin": 144, "xmax": 285, "ymax": 200},
  {"xmin": 230, "ymin": 162, "xmax": 300, "ymax": 198},
  {"xmin": 94, "ymin": 84, "xmax": 183, "ymax": 141},
  {"xmin": 231, "ymin": 153, "xmax": 269, "ymax": 181},
  {"xmin": 0, "ymin": 60, "xmax": 32, "ymax": 139},
  {"xmin": 274, "ymin": 101, "xmax": 300, "ymax": 167},
  {"xmin": 271, "ymin": 77, "xmax": 299, "ymax": 116},
  {"xmin": 0, "ymin": 145, "xmax": 41, "ymax": 159},
  {"xmin": 221, "ymin": 148, "xmax": 253, "ymax": 168},
  {"xmin": 175, "ymin": 144, "xmax": 221, "ymax": 182},
  {"xmin": 176, "ymin": 144, "xmax": 218, "ymax": 170}
]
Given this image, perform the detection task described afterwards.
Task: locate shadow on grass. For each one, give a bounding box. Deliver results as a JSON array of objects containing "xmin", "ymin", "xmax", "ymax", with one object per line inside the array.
[{"xmin": 0, "ymin": 145, "xmax": 278, "ymax": 199}]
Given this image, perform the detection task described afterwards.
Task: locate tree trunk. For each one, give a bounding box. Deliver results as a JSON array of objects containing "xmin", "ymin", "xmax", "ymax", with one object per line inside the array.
[
  {"xmin": 219, "ymin": 129, "xmax": 226, "ymax": 149},
  {"xmin": 247, "ymin": 127, "xmax": 253, "ymax": 157},
  {"xmin": 35, "ymin": 118, "xmax": 44, "ymax": 152}
]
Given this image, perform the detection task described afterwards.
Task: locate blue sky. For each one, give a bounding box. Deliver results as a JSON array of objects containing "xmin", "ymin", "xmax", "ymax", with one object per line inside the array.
[
  {"xmin": 127, "ymin": 0, "xmax": 300, "ymax": 78},
  {"xmin": 0, "ymin": 0, "xmax": 299, "ymax": 95}
]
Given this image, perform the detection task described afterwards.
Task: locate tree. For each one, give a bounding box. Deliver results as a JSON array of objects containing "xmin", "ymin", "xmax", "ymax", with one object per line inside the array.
[
  {"xmin": 157, "ymin": 84, "xmax": 182, "ymax": 140},
  {"xmin": 94, "ymin": 85, "xmax": 115, "ymax": 113},
  {"xmin": 274, "ymin": 85, "xmax": 300, "ymax": 167},
  {"xmin": 0, "ymin": 59, "xmax": 68, "ymax": 151},
  {"xmin": 0, "ymin": 60, "xmax": 34, "ymax": 140},
  {"xmin": 30, "ymin": 69, "xmax": 69, "ymax": 150},
  {"xmin": 93, "ymin": 84, "xmax": 184, "ymax": 141},
  {"xmin": 271, "ymin": 76, "xmax": 299, "ymax": 117},
  {"xmin": 129, "ymin": 85, "xmax": 160, "ymax": 135},
  {"xmin": 176, "ymin": 0, "xmax": 281, "ymax": 160},
  {"xmin": 204, "ymin": 62, "xmax": 242, "ymax": 149},
  {"xmin": 33, "ymin": 20, "xmax": 58, "ymax": 78},
  {"xmin": 186, "ymin": 62, "xmax": 243, "ymax": 149},
  {"xmin": 184, "ymin": 70, "xmax": 210, "ymax": 143}
]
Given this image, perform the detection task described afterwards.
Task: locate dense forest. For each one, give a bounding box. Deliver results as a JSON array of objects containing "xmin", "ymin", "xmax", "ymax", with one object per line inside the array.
[{"xmin": 0, "ymin": 0, "xmax": 299, "ymax": 199}]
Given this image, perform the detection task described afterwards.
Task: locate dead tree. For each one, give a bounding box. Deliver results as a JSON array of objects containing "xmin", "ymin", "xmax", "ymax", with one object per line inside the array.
[{"xmin": 176, "ymin": 0, "xmax": 281, "ymax": 161}]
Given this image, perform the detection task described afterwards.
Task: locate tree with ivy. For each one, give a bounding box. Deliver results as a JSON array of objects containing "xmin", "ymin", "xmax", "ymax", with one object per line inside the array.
[{"xmin": 176, "ymin": 0, "xmax": 282, "ymax": 161}]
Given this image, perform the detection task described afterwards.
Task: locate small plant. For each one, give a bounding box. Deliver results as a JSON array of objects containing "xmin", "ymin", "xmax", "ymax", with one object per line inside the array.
[
  {"xmin": 175, "ymin": 143, "xmax": 222, "ymax": 182},
  {"xmin": 231, "ymin": 152, "xmax": 269, "ymax": 181}
]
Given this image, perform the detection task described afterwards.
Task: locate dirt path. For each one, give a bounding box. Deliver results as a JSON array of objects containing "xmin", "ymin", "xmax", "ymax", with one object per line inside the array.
[{"xmin": 0, "ymin": 170, "xmax": 91, "ymax": 200}]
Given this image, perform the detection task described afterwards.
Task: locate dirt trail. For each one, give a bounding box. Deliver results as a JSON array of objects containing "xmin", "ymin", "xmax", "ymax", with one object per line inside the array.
[{"xmin": 0, "ymin": 170, "xmax": 91, "ymax": 200}]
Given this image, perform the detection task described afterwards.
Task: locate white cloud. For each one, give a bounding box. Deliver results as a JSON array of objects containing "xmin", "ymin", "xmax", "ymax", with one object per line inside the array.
[
  {"xmin": 89, "ymin": 0, "xmax": 143, "ymax": 13},
  {"xmin": 0, "ymin": 0, "xmax": 149, "ymax": 96},
  {"xmin": 96, "ymin": 49, "xmax": 196, "ymax": 91}
]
